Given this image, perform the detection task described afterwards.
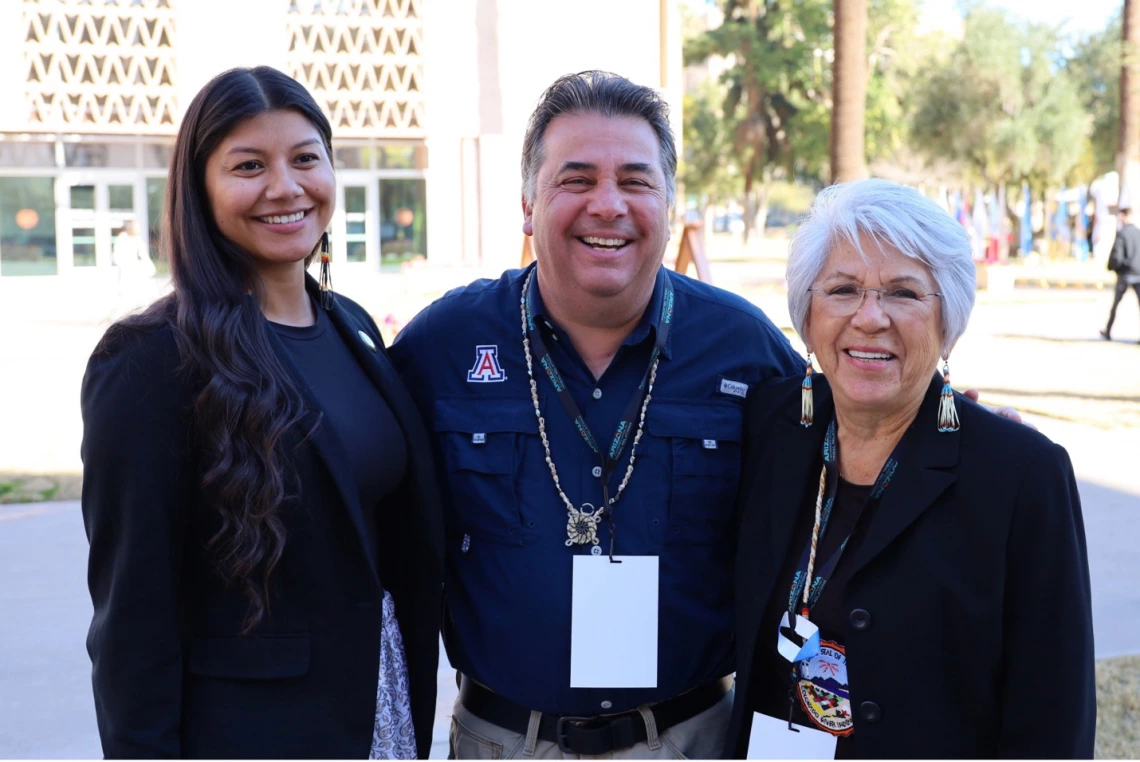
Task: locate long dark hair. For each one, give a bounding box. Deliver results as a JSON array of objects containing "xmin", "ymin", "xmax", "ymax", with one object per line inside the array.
[{"xmin": 114, "ymin": 67, "xmax": 334, "ymax": 629}]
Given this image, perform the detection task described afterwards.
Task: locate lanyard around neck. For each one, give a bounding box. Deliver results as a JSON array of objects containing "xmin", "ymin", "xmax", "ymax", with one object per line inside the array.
[
  {"xmin": 523, "ymin": 270, "xmax": 675, "ymax": 526},
  {"xmin": 787, "ymin": 418, "xmax": 905, "ymax": 617}
]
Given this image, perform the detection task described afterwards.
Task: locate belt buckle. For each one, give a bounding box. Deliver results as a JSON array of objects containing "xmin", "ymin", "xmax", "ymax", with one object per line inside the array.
[{"xmin": 555, "ymin": 715, "xmax": 594, "ymax": 754}]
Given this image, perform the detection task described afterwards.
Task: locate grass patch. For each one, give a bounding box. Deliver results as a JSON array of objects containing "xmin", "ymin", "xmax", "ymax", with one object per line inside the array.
[
  {"xmin": 1096, "ymin": 655, "xmax": 1140, "ymax": 758},
  {"xmin": 0, "ymin": 472, "xmax": 81, "ymax": 504}
]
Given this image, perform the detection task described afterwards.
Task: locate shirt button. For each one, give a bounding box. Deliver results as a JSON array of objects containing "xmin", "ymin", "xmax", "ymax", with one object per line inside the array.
[
  {"xmin": 600, "ymin": 700, "xmax": 613, "ymax": 710},
  {"xmin": 848, "ymin": 608, "xmax": 871, "ymax": 631},
  {"xmin": 592, "ymin": 388, "xmax": 603, "ymax": 400},
  {"xmin": 860, "ymin": 701, "xmax": 882, "ymax": 723},
  {"xmin": 592, "ymin": 466, "xmax": 603, "ymax": 478}
]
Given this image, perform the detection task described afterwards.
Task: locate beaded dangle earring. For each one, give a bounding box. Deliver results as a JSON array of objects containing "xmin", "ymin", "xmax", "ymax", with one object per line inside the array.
[
  {"xmin": 801, "ymin": 352, "xmax": 815, "ymax": 427},
  {"xmin": 317, "ymin": 231, "xmax": 333, "ymax": 310},
  {"xmin": 937, "ymin": 358, "xmax": 960, "ymax": 432}
]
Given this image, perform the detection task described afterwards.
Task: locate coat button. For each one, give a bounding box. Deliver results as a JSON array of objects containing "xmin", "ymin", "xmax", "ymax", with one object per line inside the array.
[
  {"xmin": 848, "ymin": 608, "xmax": 871, "ymax": 631},
  {"xmin": 860, "ymin": 701, "xmax": 882, "ymax": 723},
  {"xmin": 358, "ymin": 330, "xmax": 377, "ymax": 351}
]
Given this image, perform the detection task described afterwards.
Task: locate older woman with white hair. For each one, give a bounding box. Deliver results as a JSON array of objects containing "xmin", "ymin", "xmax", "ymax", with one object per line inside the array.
[{"xmin": 724, "ymin": 180, "xmax": 1095, "ymax": 759}]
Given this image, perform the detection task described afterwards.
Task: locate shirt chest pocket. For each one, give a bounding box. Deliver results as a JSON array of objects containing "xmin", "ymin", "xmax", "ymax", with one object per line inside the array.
[
  {"xmin": 646, "ymin": 400, "xmax": 743, "ymax": 545},
  {"xmin": 434, "ymin": 398, "xmax": 537, "ymax": 545}
]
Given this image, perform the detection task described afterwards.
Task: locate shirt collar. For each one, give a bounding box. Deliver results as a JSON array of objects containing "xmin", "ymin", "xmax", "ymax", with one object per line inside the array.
[{"xmin": 524, "ymin": 264, "xmax": 672, "ymax": 360}]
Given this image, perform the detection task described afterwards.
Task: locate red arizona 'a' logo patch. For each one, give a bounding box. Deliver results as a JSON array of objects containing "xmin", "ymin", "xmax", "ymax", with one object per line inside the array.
[{"xmin": 467, "ymin": 345, "xmax": 507, "ymax": 383}]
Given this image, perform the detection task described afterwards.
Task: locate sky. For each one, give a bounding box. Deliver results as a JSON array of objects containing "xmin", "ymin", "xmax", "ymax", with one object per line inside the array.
[{"xmin": 918, "ymin": 0, "xmax": 1121, "ymax": 39}]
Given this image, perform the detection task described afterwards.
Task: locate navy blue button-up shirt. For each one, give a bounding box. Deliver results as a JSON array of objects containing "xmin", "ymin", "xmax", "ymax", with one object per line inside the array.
[{"xmin": 389, "ymin": 264, "xmax": 801, "ymax": 715}]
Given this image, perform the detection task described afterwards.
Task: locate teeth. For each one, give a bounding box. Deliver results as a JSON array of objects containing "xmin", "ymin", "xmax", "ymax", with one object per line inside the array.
[
  {"xmin": 849, "ymin": 350, "xmax": 893, "ymax": 360},
  {"xmin": 259, "ymin": 211, "xmax": 306, "ymax": 224},
  {"xmin": 582, "ymin": 236, "xmax": 629, "ymax": 248}
]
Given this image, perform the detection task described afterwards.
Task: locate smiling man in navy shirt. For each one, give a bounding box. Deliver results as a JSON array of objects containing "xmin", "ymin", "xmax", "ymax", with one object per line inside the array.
[{"xmin": 389, "ymin": 71, "xmax": 802, "ymax": 759}]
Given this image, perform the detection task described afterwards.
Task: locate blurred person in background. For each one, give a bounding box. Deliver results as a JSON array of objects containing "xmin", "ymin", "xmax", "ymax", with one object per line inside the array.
[
  {"xmin": 1101, "ymin": 204, "xmax": 1140, "ymax": 343},
  {"xmin": 111, "ymin": 219, "xmax": 155, "ymax": 297},
  {"xmin": 80, "ymin": 66, "xmax": 442, "ymax": 759}
]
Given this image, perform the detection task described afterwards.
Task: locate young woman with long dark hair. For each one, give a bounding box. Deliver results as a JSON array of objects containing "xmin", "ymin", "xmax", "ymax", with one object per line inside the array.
[{"xmin": 80, "ymin": 66, "xmax": 443, "ymax": 759}]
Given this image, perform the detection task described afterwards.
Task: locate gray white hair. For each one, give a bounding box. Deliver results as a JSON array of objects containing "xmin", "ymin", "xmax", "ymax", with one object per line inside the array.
[
  {"xmin": 521, "ymin": 70, "xmax": 677, "ymax": 205},
  {"xmin": 787, "ymin": 179, "xmax": 976, "ymax": 358}
]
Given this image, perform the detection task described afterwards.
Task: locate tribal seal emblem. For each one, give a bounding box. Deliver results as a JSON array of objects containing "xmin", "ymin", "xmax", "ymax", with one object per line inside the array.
[{"xmin": 796, "ymin": 640, "xmax": 854, "ymax": 736}]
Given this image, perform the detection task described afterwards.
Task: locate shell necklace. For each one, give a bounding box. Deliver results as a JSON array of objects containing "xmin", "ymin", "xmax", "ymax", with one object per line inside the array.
[{"xmin": 519, "ymin": 268, "xmax": 660, "ymax": 548}]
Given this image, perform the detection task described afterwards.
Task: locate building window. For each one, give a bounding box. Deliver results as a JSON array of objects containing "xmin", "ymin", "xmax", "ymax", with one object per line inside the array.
[
  {"xmin": 109, "ymin": 184, "xmax": 134, "ymax": 212},
  {"xmin": 22, "ymin": 0, "xmax": 178, "ymax": 135},
  {"xmin": 380, "ymin": 177, "xmax": 425, "ymax": 267},
  {"xmin": 147, "ymin": 177, "xmax": 165, "ymax": 264},
  {"xmin": 70, "ymin": 185, "xmax": 95, "ymax": 211},
  {"xmin": 0, "ymin": 177, "xmax": 57, "ymax": 276},
  {"xmin": 286, "ymin": 0, "xmax": 425, "ymax": 139},
  {"xmin": 73, "ymin": 227, "xmax": 97, "ymax": 267},
  {"xmin": 0, "ymin": 141, "xmax": 56, "ymax": 168},
  {"xmin": 344, "ymin": 185, "xmax": 367, "ymax": 262}
]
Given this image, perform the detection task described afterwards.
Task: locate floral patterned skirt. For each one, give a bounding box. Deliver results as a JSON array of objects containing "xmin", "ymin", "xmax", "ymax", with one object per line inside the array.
[{"xmin": 369, "ymin": 591, "xmax": 417, "ymax": 760}]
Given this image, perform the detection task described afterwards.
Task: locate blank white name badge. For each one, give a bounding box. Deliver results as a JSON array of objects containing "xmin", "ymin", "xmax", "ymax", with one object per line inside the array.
[
  {"xmin": 748, "ymin": 712, "xmax": 838, "ymax": 759},
  {"xmin": 570, "ymin": 555, "xmax": 659, "ymax": 688}
]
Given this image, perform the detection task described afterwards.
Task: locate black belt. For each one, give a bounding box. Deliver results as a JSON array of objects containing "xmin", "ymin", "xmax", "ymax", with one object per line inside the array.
[{"xmin": 457, "ymin": 675, "xmax": 731, "ymax": 755}]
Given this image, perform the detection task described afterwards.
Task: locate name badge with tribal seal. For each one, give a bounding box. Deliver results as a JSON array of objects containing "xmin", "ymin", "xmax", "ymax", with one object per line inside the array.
[
  {"xmin": 565, "ymin": 503, "xmax": 602, "ymax": 546},
  {"xmin": 795, "ymin": 640, "xmax": 854, "ymax": 736}
]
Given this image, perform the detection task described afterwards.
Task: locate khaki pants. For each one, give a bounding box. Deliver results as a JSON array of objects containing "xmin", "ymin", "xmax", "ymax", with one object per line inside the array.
[{"xmin": 448, "ymin": 686, "xmax": 733, "ymax": 760}]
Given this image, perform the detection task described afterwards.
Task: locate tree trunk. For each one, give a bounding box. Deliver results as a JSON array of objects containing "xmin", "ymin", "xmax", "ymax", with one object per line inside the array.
[
  {"xmin": 830, "ymin": 0, "xmax": 868, "ymax": 185},
  {"xmin": 1119, "ymin": 0, "xmax": 1140, "ymax": 207},
  {"xmin": 742, "ymin": 167, "xmax": 754, "ymax": 243}
]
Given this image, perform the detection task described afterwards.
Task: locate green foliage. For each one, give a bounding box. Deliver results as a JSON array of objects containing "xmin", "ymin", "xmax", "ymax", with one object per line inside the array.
[
  {"xmin": 0, "ymin": 477, "xmax": 61, "ymax": 504},
  {"xmin": 681, "ymin": 80, "xmax": 741, "ymax": 203},
  {"xmin": 684, "ymin": 0, "xmax": 922, "ymax": 192},
  {"xmin": 909, "ymin": 7, "xmax": 1089, "ymax": 193},
  {"xmin": 685, "ymin": 0, "xmax": 831, "ymax": 184},
  {"xmin": 1067, "ymin": 12, "xmax": 1123, "ymax": 177}
]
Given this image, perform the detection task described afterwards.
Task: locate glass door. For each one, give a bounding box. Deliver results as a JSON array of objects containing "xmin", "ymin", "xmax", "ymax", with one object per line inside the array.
[
  {"xmin": 68, "ymin": 183, "xmax": 97, "ymax": 267},
  {"xmin": 58, "ymin": 173, "xmax": 144, "ymax": 272},
  {"xmin": 334, "ymin": 173, "xmax": 379, "ymax": 269}
]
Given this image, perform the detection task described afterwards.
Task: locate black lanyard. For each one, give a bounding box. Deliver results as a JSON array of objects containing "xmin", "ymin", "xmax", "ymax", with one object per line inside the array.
[
  {"xmin": 524, "ymin": 270, "xmax": 675, "ymax": 555},
  {"xmin": 782, "ymin": 417, "xmax": 907, "ymax": 733},
  {"xmin": 787, "ymin": 418, "xmax": 905, "ymax": 619}
]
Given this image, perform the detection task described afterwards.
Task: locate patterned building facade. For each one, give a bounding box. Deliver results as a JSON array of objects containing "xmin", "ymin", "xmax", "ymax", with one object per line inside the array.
[{"xmin": 0, "ymin": 0, "xmax": 679, "ymax": 278}]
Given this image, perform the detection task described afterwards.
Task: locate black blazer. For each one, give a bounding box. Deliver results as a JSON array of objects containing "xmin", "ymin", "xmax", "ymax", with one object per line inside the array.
[
  {"xmin": 1108, "ymin": 222, "xmax": 1140, "ymax": 278},
  {"xmin": 725, "ymin": 375, "xmax": 1095, "ymax": 759},
  {"xmin": 80, "ymin": 280, "xmax": 444, "ymax": 759}
]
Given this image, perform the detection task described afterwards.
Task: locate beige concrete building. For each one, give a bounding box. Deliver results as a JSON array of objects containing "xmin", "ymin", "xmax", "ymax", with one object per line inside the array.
[{"xmin": 0, "ymin": 0, "xmax": 682, "ymax": 279}]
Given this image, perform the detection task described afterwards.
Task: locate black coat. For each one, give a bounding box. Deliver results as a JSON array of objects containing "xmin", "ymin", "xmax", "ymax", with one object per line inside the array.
[
  {"xmin": 725, "ymin": 375, "xmax": 1096, "ymax": 759},
  {"xmin": 1107, "ymin": 222, "xmax": 1140, "ymax": 279},
  {"xmin": 80, "ymin": 281, "xmax": 444, "ymax": 759}
]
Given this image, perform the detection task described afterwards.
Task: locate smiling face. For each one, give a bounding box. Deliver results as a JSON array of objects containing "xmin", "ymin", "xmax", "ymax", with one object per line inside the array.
[
  {"xmin": 805, "ymin": 237, "xmax": 948, "ymax": 419},
  {"xmin": 522, "ymin": 112, "xmax": 670, "ymax": 313},
  {"xmin": 204, "ymin": 109, "xmax": 335, "ymax": 274}
]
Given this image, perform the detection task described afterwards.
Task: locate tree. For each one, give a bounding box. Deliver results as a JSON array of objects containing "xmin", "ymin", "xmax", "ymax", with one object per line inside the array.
[
  {"xmin": 831, "ymin": 0, "xmax": 868, "ymax": 183},
  {"xmin": 680, "ymin": 79, "xmax": 741, "ymax": 212},
  {"xmin": 685, "ymin": 0, "xmax": 832, "ymax": 239},
  {"xmin": 1120, "ymin": 0, "xmax": 1140, "ymax": 203},
  {"xmin": 1067, "ymin": 13, "xmax": 1122, "ymax": 178},
  {"xmin": 685, "ymin": 0, "xmax": 919, "ymax": 234},
  {"xmin": 909, "ymin": 6, "xmax": 1089, "ymax": 246}
]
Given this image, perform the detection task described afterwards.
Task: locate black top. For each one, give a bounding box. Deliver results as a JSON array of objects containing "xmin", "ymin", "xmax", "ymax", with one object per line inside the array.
[
  {"xmin": 80, "ymin": 278, "xmax": 444, "ymax": 759},
  {"xmin": 271, "ymin": 303, "xmax": 408, "ymax": 570},
  {"xmin": 753, "ymin": 476, "xmax": 877, "ymax": 759}
]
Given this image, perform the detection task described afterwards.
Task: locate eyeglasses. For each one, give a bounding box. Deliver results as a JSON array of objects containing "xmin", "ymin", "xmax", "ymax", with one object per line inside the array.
[{"xmin": 807, "ymin": 286, "xmax": 943, "ymax": 317}]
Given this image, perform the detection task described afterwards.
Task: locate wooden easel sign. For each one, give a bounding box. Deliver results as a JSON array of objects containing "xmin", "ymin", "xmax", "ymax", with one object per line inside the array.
[{"xmin": 674, "ymin": 222, "xmax": 712, "ymax": 283}]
